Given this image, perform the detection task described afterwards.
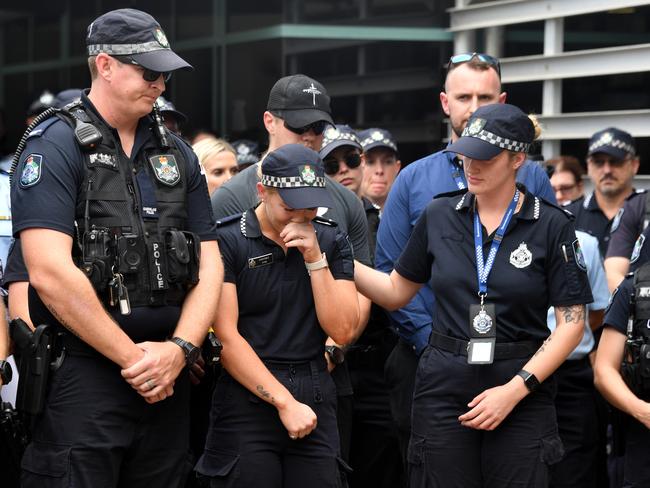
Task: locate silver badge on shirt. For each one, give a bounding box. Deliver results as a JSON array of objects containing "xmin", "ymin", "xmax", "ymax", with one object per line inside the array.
[{"xmin": 509, "ymin": 242, "xmax": 532, "ymax": 269}]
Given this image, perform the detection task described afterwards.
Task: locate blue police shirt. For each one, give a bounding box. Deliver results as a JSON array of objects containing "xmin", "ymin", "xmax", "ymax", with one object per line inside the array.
[
  {"xmin": 217, "ymin": 209, "xmax": 354, "ymax": 361},
  {"xmin": 10, "ymin": 94, "xmax": 217, "ymax": 341},
  {"xmin": 394, "ymin": 186, "xmax": 592, "ymax": 343},
  {"xmin": 375, "ymin": 149, "xmax": 557, "ymax": 353},
  {"xmin": 547, "ymin": 230, "xmax": 609, "ymax": 359}
]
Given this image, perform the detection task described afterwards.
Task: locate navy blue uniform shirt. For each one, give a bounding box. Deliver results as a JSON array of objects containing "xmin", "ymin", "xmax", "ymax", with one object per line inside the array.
[
  {"xmin": 10, "ymin": 93, "xmax": 217, "ymax": 341},
  {"xmin": 217, "ymin": 209, "xmax": 354, "ymax": 362},
  {"xmin": 606, "ymin": 190, "xmax": 647, "ymax": 260},
  {"xmin": 603, "ymin": 278, "xmax": 632, "ymax": 336},
  {"xmin": 395, "ymin": 185, "xmax": 593, "ymax": 343},
  {"xmin": 566, "ymin": 190, "xmax": 640, "ymax": 258}
]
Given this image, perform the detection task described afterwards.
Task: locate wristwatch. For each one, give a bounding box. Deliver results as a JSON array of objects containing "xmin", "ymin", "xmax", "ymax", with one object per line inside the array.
[
  {"xmin": 305, "ymin": 253, "xmax": 328, "ymax": 276},
  {"xmin": 516, "ymin": 369, "xmax": 540, "ymax": 393},
  {"xmin": 0, "ymin": 360, "xmax": 13, "ymax": 384},
  {"xmin": 169, "ymin": 337, "xmax": 201, "ymax": 367},
  {"xmin": 325, "ymin": 345, "xmax": 345, "ymax": 365}
]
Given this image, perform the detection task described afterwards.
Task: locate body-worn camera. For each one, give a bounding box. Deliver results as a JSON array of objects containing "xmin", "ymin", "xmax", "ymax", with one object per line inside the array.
[
  {"xmin": 116, "ymin": 233, "xmax": 146, "ymax": 274},
  {"xmin": 81, "ymin": 227, "xmax": 112, "ymax": 288}
]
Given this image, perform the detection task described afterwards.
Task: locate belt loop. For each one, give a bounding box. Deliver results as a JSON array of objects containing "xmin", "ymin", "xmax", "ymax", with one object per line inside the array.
[{"xmin": 310, "ymin": 360, "xmax": 323, "ymax": 404}]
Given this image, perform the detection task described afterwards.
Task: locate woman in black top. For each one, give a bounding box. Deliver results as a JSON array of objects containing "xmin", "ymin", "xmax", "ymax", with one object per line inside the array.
[
  {"xmin": 195, "ymin": 144, "xmax": 359, "ymax": 487},
  {"xmin": 354, "ymin": 103, "xmax": 592, "ymax": 487}
]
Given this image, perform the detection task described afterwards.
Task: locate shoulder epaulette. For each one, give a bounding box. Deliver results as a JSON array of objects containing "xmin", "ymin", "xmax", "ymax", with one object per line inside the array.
[
  {"xmin": 434, "ymin": 188, "xmax": 468, "ymax": 200},
  {"xmin": 25, "ymin": 117, "xmax": 61, "ymax": 140},
  {"xmin": 215, "ymin": 213, "xmax": 243, "ymax": 228},
  {"xmin": 313, "ymin": 215, "xmax": 338, "ymax": 227}
]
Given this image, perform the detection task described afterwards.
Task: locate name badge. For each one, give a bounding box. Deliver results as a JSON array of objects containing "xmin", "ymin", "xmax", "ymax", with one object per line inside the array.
[
  {"xmin": 248, "ymin": 253, "xmax": 273, "ymax": 269},
  {"xmin": 468, "ymin": 303, "xmax": 496, "ymax": 364}
]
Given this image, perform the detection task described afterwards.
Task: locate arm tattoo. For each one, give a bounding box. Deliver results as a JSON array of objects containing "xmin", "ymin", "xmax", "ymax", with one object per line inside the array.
[
  {"xmin": 558, "ymin": 305, "xmax": 585, "ymax": 325},
  {"xmin": 45, "ymin": 303, "xmax": 81, "ymax": 339},
  {"xmin": 533, "ymin": 335, "xmax": 552, "ymax": 358},
  {"xmin": 256, "ymin": 385, "xmax": 276, "ymax": 404}
]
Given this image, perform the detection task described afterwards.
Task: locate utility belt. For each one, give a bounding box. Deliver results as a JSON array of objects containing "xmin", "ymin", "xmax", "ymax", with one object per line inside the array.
[
  {"xmin": 428, "ymin": 331, "xmax": 541, "ymax": 360},
  {"xmin": 263, "ymin": 358, "xmax": 328, "ymax": 404},
  {"xmin": 79, "ymin": 227, "xmax": 200, "ymax": 310}
]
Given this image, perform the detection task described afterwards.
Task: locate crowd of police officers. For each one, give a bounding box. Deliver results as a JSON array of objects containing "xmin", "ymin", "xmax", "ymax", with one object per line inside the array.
[{"xmin": 1, "ymin": 6, "xmax": 650, "ymax": 488}]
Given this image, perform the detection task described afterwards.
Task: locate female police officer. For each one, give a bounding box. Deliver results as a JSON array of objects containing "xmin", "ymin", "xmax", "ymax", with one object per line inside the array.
[
  {"xmin": 354, "ymin": 103, "xmax": 593, "ymax": 487},
  {"xmin": 195, "ymin": 143, "xmax": 359, "ymax": 487},
  {"xmin": 594, "ymin": 270, "xmax": 650, "ymax": 487}
]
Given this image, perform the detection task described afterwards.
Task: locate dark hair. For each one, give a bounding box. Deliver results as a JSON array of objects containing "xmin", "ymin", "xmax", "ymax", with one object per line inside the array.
[{"xmin": 546, "ymin": 155, "xmax": 584, "ymax": 184}]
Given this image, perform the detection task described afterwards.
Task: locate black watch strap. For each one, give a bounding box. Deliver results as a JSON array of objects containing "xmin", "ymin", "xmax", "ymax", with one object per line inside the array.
[
  {"xmin": 325, "ymin": 345, "xmax": 345, "ymax": 365},
  {"xmin": 516, "ymin": 369, "xmax": 540, "ymax": 393},
  {"xmin": 169, "ymin": 337, "xmax": 200, "ymax": 367},
  {"xmin": 0, "ymin": 359, "xmax": 13, "ymax": 384}
]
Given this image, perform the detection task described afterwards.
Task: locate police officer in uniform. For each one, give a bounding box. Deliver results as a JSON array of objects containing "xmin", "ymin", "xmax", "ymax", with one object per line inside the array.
[
  {"xmin": 11, "ymin": 9, "xmax": 222, "ymax": 486},
  {"xmin": 196, "ymin": 144, "xmax": 358, "ymax": 487},
  {"xmin": 595, "ymin": 266, "xmax": 650, "ymax": 487},
  {"xmin": 355, "ymin": 103, "xmax": 592, "ymax": 487}
]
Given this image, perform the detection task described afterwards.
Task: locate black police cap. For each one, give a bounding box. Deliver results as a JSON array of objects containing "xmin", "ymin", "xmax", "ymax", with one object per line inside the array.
[
  {"xmin": 587, "ymin": 127, "xmax": 635, "ymax": 161},
  {"xmin": 86, "ymin": 8, "xmax": 192, "ymax": 73},
  {"xmin": 358, "ymin": 128, "xmax": 398, "ymax": 155},
  {"xmin": 319, "ymin": 125, "xmax": 362, "ymax": 160}
]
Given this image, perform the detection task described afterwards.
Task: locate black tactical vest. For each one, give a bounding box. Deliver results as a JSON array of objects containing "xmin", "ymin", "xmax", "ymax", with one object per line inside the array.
[
  {"xmin": 61, "ymin": 102, "xmax": 199, "ymax": 311},
  {"xmin": 622, "ymin": 263, "xmax": 650, "ymax": 396}
]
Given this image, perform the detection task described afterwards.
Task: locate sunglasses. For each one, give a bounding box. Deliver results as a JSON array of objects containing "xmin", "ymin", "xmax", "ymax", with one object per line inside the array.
[
  {"xmin": 284, "ymin": 120, "xmax": 329, "ymax": 136},
  {"xmin": 114, "ymin": 56, "xmax": 172, "ymax": 83},
  {"xmin": 323, "ymin": 152, "xmax": 361, "ymax": 175},
  {"xmin": 588, "ymin": 156, "xmax": 632, "ymax": 168},
  {"xmin": 447, "ymin": 52, "xmax": 501, "ymax": 78}
]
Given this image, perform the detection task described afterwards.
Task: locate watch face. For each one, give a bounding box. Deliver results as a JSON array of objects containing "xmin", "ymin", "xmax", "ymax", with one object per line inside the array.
[
  {"xmin": 186, "ymin": 345, "xmax": 201, "ymax": 365},
  {"xmin": 328, "ymin": 346, "xmax": 345, "ymax": 365}
]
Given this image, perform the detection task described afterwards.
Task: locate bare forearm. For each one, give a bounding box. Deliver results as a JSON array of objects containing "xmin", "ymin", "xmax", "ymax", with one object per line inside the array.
[
  {"xmin": 604, "ymin": 257, "xmax": 629, "ymax": 293},
  {"xmin": 353, "ymin": 260, "xmax": 419, "ymax": 310},
  {"xmin": 595, "ymin": 362, "xmax": 647, "ymax": 418},
  {"xmin": 311, "ymin": 272, "xmax": 358, "ymax": 345},
  {"xmin": 173, "ymin": 242, "xmax": 223, "ymax": 346},
  {"xmin": 221, "ymin": 335, "xmax": 292, "ymax": 409}
]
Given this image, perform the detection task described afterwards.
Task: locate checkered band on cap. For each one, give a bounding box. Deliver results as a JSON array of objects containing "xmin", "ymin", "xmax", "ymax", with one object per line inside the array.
[
  {"xmin": 261, "ymin": 174, "xmax": 326, "ymax": 188},
  {"xmin": 589, "ymin": 136, "xmax": 635, "ymax": 156},
  {"xmin": 88, "ymin": 41, "xmax": 167, "ymax": 56},
  {"xmin": 460, "ymin": 127, "xmax": 530, "ymax": 153},
  {"xmin": 360, "ymin": 135, "xmax": 397, "ymax": 151},
  {"xmin": 322, "ymin": 128, "xmax": 361, "ymax": 148}
]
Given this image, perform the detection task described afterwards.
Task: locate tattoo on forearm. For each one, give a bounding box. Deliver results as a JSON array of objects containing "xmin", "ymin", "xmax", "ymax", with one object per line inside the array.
[
  {"xmin": 45, "ymin": 303, "xmax": 81, "ymax": 339},
  {"xmin": 558, "ymin": 305, "xmax": 585, "ymax": 325},
  {"xmin": 533, "ymin": 335, "xmax": 552, "ymax": 358},
  {"xmin": 256, "ymin": 384, "xmax": 276, "ymax": 404}
]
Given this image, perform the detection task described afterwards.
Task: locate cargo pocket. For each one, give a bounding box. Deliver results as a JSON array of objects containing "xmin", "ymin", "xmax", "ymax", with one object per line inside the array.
[
  {"xmin": 407, "ymin": 435, "xmax": 427, "ymax": 487},
  {"xmin": 336, "ymin": 456, "xmax": 353, "ymax": 488},
  {"xmin": 539, "ymin": 433, "xmax": 565, "ymax": 466},
  {"xmin": 21, "ymin": 441, "xmax": 71, "ymax": 487},
  {"xmin": 195, "ymin": 448, "xmax": 239, "ymax": 488}
]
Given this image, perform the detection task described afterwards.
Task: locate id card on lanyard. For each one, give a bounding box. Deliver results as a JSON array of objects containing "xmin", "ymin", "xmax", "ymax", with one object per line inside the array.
[{"xmin": 468, "ymin": 189, "xmax": 520, "ymax": 364}]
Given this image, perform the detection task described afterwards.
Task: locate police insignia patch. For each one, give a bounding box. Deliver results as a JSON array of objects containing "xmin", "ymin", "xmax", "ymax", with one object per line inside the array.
[
  {"xmin": 631, "ymin": 234, "xmax": 645, "ymax": 264},
  {"xmin": 19, "ymin": 154, "xmax": 42, "ymax": 188},
  {"xmin": 149, "ymin": 154, "xmax": 180, "ymax": 186},
  {"xmin": 611, "ymin": 207, "xmax": 624, "ymax": 233},
  {"xmin": 154, "ymin": 28, "xmax": 170, "ymax": 48},
  {"xmin": 509, "ymin": 242, "xmax": 532, "ymax": 269},
  {"xmin": 466, "ymin": 118, "xmax": 486, "ymax": 136},
  {"xmin": 573, "ymin": 239, "xmax": 587, "ymax": 271},
  {"xmin": 299, "ymin": 165, "xmax": 317, "ymax": 186},
  {"xmin": 89, "ymin": 152, "xmax": 117, "ymax": 169}
]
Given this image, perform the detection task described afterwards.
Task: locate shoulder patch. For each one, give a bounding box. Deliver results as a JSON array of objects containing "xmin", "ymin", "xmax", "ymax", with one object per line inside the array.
[
  {"xmin": 631, "ymin": 234, "xmax": 645, "ymax": 264},
  {"xmin": 611, "ymin": 207, "xmax": 624, "ymax": 233},
  {"xmin": 149, "ymin": 154, "xmax": 180, "ymax": 186},
  {"xmin": 572, "ymin": 238, "xmax": 587, "ymax": 271},
  {"xmin": 215, "ymin": 213, "xmax": 242, "ymax": 228},
  {"xmin": 313, "ymin": 216, "xmax": 338, "ymax": 227},
  {"xmin": 19, "ymin": 154, "xmax": 43, "ymax": 188}
]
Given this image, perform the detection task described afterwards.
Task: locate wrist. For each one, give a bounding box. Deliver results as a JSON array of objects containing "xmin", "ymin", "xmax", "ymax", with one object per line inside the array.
[
  {"xmin": 510, "ymin": 375, "xmax": 531, "ymax": 400},
  {"xmin": 305, "ymin": 253, "xmax": 328, "ymax": 275}
]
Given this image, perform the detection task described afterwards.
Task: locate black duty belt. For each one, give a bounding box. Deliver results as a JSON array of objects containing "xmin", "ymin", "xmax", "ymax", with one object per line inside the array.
[{"xmin": 429, "ymin": 331, "xmax": 541, "ymax": 360}]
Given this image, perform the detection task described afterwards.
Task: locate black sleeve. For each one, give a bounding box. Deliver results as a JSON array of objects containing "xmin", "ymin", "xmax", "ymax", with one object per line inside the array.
[
  {"xmin": 11, "ymin": 123, "xmax": 83, "ymax": 237},
  {"xmin": 603, "ymin": 279, "xmax": 633, "ymax": 336},
  {"xmin": 606, "ymin": 194, "xmax": 645, "ymax": 259},
  {"xmin": 175, "ymin": 138, "xmax": 218, "ymax": 241},
  {"xmin": 215, "ymin": 226, "xmax": 239, "ymax": 284},
  {"xmin": 1, "ymin": 240, "xmax": 28, "ymax": 287},
  {"xmin": 342, "ymin": 189, "xmax": 372, "ymax": 266},
  {"xmin": 547, "ymin": 216, "xmax": 594, "ymax": 307},
  {"xmin": 394, "ymin": 207, "xmax": 433, "ymax": 284},
  {"xmin": 324, "ymin": 230, "xmax": 354, "ymax": 281}
]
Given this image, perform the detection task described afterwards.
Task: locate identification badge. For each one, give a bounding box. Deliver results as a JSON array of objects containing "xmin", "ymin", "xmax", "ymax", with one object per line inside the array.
[
  {"xmin": 248, "ymin": 253, "xmax": 274, "ymax": 269},
  {"xmin": 468, "ymin": 303, "xmax": 496, "ymax": 364}
]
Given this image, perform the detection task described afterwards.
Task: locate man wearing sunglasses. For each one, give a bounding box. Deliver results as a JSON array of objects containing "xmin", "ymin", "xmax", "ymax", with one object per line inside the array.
[
  {"xmin": 374, "ymin": 53, "xmax": 556, "ymax": 466},
  {"xmin": 565, "ymin": 128, "xmax": 640, "ymax": 260},
  {"xmin": 210, "ymin": 75, "xmax": 373, "ymax": 465},
  {"xmin": 12, "ymin": 9, "xmax": 223, "ymax": 486}
]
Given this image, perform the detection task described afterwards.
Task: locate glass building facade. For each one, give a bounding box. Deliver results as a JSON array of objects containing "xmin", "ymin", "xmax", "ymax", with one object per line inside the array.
[{"xmin": 1, "ymin": 0, "xmax": 649, "ymax": 168}]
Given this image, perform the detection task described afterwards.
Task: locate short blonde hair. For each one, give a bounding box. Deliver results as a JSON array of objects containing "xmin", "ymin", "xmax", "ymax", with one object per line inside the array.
[{"xmin": 192, "ymin": 137, "xmax": 236, "ymax": 166}]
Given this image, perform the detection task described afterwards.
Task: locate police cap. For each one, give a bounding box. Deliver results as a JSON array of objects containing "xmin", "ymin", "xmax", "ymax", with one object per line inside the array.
[
  {"xmin": 155, "ymin": 96, "xmax": 188, "ymax": 124},
  {"xmin": 319, "ymin": 124, "xmax": 362, "ymax": 160},
  {"xmin": 358, "ymin": 128, "xmax": 398, "ymax": 155},
  {"xmin": 587, "ymin": 127, "xmax": 635, "ymax": 160}
]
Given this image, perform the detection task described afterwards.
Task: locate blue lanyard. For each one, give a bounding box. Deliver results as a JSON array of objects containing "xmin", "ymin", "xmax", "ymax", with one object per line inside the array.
[
  {"xmin": 473, "ymin": 190, "xmax": 520, "ymax": 296},
  {"xmin": 448, "ymin": 155, "xmax": 467, "ymax": 190}
]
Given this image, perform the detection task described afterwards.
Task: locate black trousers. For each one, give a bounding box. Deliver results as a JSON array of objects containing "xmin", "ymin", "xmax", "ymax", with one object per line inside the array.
[
  {"xmin": 21, "ymin": 344, "xmax": 191, "ymax": 488},
  {"xmin": 347, "ymin": 347, "xmax": 405, "ymax": 488},
  {"xmin": 549, "ymin": 357, "xmax": 606, "ymax": 488},
  {"xmin": 383, "ymin": 338, "xmax": 419, "ymax": 468},
  {"xmin": 195, "ymin": 359, "xmax": 349, "ymax": 488},
  {"xmin": 622, "ymin": 413, "xmax": 650, "ymax": 487},
  {"xmin": 408, "ymin": 346, "xmax": 563, "ymax": 488}
]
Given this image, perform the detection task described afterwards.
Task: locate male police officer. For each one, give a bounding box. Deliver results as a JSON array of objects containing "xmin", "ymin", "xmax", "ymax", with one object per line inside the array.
[
  {"xmin": 375, "ymin": 53, "xmax": 556, "ymax": 463},
  {"xmin": 11, "ymin": 9, "xmax": 222, "ymax": 487}
]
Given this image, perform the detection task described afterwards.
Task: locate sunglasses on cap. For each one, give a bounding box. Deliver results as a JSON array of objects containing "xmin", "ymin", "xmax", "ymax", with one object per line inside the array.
[
  {"xmin": 284, "ymin": 120, "xmax": 329, "ymax": 136},
  {"xmin": 323, "ymin": 152, "xmax": 361, "ymax": 175},
  {"xmin": 447, "ymin": 52, "xmax": 501, "ymax": 78},
  {"xmin": 113, "ymin": 56, "xmax": 172, "ymax": 83}
]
